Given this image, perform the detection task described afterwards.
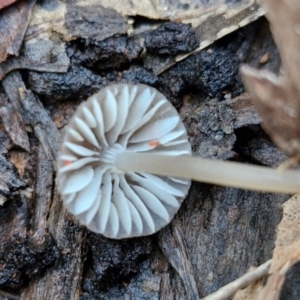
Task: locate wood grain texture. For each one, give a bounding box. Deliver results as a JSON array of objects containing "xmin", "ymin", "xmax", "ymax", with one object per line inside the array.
[
  {"xmin": 0, "ymin": 72, "xmax": 85, "ymax": 299},
  {"xmin": 0, "ymin": 0, "xmax": 36, "ymax": 63},
  {"xmin": 20, "ymin": 147, "xmax": 86, "ymax": 300},
  {"xmin": 2, "ymin": 72, "xmax": 58, "ymax": 169},
  {"xmin": 0, "ymin": 94, "xmax": 29, "ymax": 151}
]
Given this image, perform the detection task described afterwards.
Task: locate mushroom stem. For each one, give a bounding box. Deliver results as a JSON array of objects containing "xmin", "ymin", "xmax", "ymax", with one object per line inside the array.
[{"xmin": 116, "ymin": 152, "xmax": 300, "ymax": 194}]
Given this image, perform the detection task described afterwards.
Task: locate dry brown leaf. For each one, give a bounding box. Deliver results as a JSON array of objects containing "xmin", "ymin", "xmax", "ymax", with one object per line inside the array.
[
  {"xmin": 206, "ymin": 194, "xmax": 300, "ymax": 300},
  {"xmin": 201, "ymin": 260, "xmax": 271, "ymax": 300},
  {"xmin": 259, "ymin": 194, "xmax": 300, "ymax": 300},
  {"xmin": 270, "ymin": 195, "xmax": 300, "ymax": 273},
  {"xmin": 232, "ymin": 194, "xmax": 300, "ymax": 300},
  {"xmin": 241, "ymin": 0, "xmax": 300, "ymax": 157}
]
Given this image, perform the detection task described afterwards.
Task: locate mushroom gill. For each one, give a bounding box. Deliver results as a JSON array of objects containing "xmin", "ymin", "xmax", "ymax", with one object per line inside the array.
[
  {"xmin": 58, "ymin": 83, "xmax": 300, "ymax": 239},
  {"xmin": 57, "ymin": 83, "xmax": 191, "ymax": 239}
]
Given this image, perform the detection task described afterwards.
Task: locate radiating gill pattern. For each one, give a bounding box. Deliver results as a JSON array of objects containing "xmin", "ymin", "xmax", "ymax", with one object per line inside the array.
[{"xmin": 57, "ymin": 84, "xmax": 191, "ymax": 238}]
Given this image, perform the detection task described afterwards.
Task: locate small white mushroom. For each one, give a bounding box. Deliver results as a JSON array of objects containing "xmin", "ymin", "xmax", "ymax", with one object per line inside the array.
[
  {"xmin": 57, "ymin": 84, "xmax": 191, "ymax": 239},
  {"xmin": 58, "ymin": 83, "xmax": 300, "ymax": 239}
]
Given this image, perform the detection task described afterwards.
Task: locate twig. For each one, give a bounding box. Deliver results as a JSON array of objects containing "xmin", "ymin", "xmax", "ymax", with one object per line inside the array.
[{"xmin": 201, "ymin": 259, "xmax": 271, "ymax": 300}]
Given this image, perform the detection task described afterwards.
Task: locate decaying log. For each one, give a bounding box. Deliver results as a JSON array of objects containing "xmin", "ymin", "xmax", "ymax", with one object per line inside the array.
[
  {"xmin": 2, "ymin": 71, "xmax": 58, "ymax": 169},
  {"xmin": 20, "ymin": 153, "xmax": 86, "ymax": 300},
  {"xmin": 0, "ymin": 94, "xmax": 29, "ymax": 151},
  {"xmin": 0, "ymin": 0, "xmax": 36, "ymax": 63}
]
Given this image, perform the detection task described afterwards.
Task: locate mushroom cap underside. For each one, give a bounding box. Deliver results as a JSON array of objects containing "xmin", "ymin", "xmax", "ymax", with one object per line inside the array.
[{"xmin": 57, "ymin": 83, "xmax": 191, "ymax": 239}]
